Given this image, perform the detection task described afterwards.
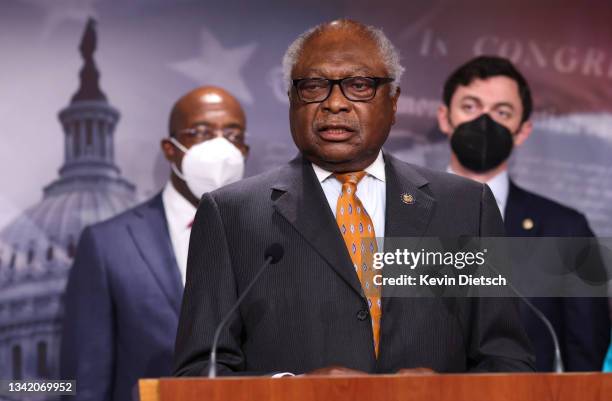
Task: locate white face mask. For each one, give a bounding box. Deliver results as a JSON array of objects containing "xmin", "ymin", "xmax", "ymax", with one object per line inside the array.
[{"xmin": 169, "ymin": 136, "xmax": 245, "ymax": 199}]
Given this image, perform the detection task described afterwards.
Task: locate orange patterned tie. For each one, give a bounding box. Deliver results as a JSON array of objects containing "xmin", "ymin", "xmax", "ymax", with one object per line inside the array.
[{"xmin": 334, "ymin": 171, "xmax": 381, "ymax": 356}]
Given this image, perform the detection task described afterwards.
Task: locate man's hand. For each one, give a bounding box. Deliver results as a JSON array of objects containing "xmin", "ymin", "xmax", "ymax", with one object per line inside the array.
[
  {"xmin": 305, "ymin": 366, "xmax": 368, "ymax": 376},
  {"xmin": 396, "ymin": 367, "xmax": 436, "ymax": 375}
]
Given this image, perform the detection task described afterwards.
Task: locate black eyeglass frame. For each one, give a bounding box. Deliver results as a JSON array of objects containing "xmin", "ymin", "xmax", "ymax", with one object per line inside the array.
[
  {"xmin": 292, "ymin": 76, "xmax": 395, "ymax": 103},
  {"xmin": 171, "ymin": 125, "xmax": 247, "ymax": 145}
]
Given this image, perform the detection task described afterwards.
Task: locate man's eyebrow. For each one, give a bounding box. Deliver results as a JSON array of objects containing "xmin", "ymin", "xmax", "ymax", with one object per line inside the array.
[
  {"xmin": 191, "ymin": 121, "xmax": 244, "ymax": 129},
  {"xmin": 492, "ymin": 102, "xmax": 515, "ymax": 110},
  {"xmin": 298, "ymin": 67, "xmax": 375, "ymax": 78},
  {"xmin": 459, "ymin": 95, "xmax": 482, "ymax": 104},
  {"xmin": 222, "ymin": 122, "xmax": 245, "ymax": 129},
  {"xmin": 190, "ymin": 121, "xmax": 213, "ymax": 127},
  {"xmin": 458, "ymin": 95, "xmax": 516, "ymax": 111}
]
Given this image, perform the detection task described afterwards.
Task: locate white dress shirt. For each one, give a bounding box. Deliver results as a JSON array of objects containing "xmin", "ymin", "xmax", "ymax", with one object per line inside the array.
[
  {"xmin": 312, "ymin": 150, "xmax": 387, "ymax": 238},
  {"xmin": 162, "ymin": 182, "xmax": 197, "ymax": 285},
  {"xmin": 447, "ymin": 167, "xmax": 509, "ymax": 219}
]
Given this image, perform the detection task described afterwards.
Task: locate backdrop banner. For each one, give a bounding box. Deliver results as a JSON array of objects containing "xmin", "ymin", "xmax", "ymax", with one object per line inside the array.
[{"xmin": 0, "ymin": 0, "xmax": 610, "ymax": 383}]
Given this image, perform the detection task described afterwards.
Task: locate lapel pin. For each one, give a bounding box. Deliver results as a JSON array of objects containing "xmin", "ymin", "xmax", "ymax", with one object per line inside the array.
[
  {"xmin": 401, "ymin": 193, "xmax": 415, "ymax": 205},
  {"xmin": 522, "ymin": 218, "xmax": 534, "ymax": 231}
]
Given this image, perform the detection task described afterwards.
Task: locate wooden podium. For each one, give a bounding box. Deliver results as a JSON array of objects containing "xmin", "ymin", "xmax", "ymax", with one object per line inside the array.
[{"xmin": 138, "ymin": 373, "xmax": 611, "ymax": 401}]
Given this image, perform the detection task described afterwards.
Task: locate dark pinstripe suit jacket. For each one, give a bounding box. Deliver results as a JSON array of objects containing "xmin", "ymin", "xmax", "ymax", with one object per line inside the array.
[{"xmin": 174, "ymin": 153, "xmax": 535, "ymax": 375}]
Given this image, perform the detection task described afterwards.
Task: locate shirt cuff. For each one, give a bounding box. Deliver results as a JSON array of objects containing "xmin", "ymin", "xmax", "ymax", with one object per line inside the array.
[{"xmin": 271, "ymin": 372, "xmax": 295, "ymax": 378}]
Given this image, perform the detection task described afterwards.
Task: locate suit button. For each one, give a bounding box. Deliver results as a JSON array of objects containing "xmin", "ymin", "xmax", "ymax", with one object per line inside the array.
[{"xmin": 357, "ymin": 309, "xmax": 369, "ymax": 321}]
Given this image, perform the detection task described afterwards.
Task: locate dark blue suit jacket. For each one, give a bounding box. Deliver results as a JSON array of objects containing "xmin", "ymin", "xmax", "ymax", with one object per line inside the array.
[
  {"xmin": 505, "ymin": 181, "xmax": 610, "ymax": 371},
  {"xmin": 61, "ymin": 194, "xmax": 183, "ymax": 401}
]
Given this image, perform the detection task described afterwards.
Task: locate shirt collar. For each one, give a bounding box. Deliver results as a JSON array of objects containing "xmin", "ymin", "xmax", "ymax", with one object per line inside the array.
[
  {"xmin": 485, "ymin": 169, "xmax": 510, "ymax": 215},
  {"xmin": 162, "ymin": 181, "xmax": 197, "ymax": 228},
  {"xmin": 446, "ymin": 166, "xmax": 509, "ymax": 216},
  {"xmin": 311, "ymin": 150, "xmax": 386, "ymax": 183}
]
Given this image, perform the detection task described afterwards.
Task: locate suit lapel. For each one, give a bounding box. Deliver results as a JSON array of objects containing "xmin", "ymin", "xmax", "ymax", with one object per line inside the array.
[
  {"xmin": 271, "ymin": 154, "xmax": 438, "ymax": 298},
  {"xmin": 383, "ymin": 153, "xmax": 436, "ymax": 240},
  {"xmin": 380, "ymin": 154, "xmax": 437, "ymax": 323},
  {"xmin": 505, "ymin": 181, "xmax": 539, "ymax": 237},
  {"xmin": 271, "ymin": 156, "xmax": 365, "ymax": 297},
  {"xmin": 127, "ymin": 193, "xmax": 183, "ymax": 315}
]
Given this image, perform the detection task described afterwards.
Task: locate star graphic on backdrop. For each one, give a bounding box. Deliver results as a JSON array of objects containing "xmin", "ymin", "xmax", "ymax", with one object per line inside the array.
[
  {"xmin": 21, "ymin": 0, "xmax": 99, "ymax": 40},
  {"xmin": 267, "ymin": 65, "xmax": 289, "ymax": 104},
  {"xmin": 169, "ymin": 29, "xmax": 257, "ymax": 105}
]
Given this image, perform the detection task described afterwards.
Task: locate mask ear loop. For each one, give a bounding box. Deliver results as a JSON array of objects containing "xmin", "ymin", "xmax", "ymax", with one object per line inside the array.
[
  {"xmin": 170, "ymin": 162, "xmax": 186, "ymax": 181},
  {"xmin": 169, "ymin": 136, "xmax": 189, "ymax": 153},
  {"xmin": 168, "ymin": 136, "xmax": 188, "ymax": 180}
]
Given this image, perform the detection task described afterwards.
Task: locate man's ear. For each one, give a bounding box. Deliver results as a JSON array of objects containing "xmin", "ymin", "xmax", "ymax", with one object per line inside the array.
[
  {"xmin": 390, "ymin": 86, "xmax": 401, "ymax": 125},
  {"xmin": 514, "ymin": 120, "xmax": 533, "ymax": 147},
  {"xmin": 161, "ymin": 138, "xmax": 177, "ymax": 162},
  {"xmin": 437, "ymin": 104, "xmax": 453, "ymax": 137}
]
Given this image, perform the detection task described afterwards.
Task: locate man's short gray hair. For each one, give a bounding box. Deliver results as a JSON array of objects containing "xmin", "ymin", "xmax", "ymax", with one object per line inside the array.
[{"xmin": 281, "ymin": 20, "xmax": 405, "ymax": 96}]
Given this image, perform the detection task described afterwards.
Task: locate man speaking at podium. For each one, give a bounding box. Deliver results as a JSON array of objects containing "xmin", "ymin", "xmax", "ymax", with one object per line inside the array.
[{"xmin": 174, "ymin": 20, "xmax": 534, "ymax": 376}]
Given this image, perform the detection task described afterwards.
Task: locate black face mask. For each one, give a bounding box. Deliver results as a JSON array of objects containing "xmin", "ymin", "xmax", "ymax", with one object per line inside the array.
[{"xmin": 450, "ymin": 113, "xmax": 514, "ymax": 173}]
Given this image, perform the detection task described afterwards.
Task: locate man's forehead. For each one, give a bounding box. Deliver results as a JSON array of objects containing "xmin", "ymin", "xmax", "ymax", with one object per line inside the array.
[
  {"xmin": 184, "ymin": 103, "xmax": 244, "ymax": 125},
  {"xmin": 197, "ymin": 108, "xmax": 231, "ymax": 118},
  {"xmin": 294, "ymin": 29, "xmax": 386, "ymax": 76},
  {"xmin": 453, "ymin": 76, "xmax": 522, "ymax": 105},
  {"xmin": 296, "ymin": 62, "xmax": 380, "ymax": 78}
]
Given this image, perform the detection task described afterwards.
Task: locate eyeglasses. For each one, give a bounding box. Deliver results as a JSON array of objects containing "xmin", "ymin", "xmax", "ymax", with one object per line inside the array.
[
  {"xmin": 172, "ymin": 125, "xmax": 246, "ymax": 145},
  {"xmin": 292, "ymin": 76, "xmax": 394, "ymax": 103}
]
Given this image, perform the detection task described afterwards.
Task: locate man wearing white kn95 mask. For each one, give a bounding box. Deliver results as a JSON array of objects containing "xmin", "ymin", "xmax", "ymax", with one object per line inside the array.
[
  {"xmin": 61, "ymin": 86, "xmax": 248, "ymax": 401},
  {"xmin": 165, "ymin": 87, "xmax": 248, "ymax": 205}
]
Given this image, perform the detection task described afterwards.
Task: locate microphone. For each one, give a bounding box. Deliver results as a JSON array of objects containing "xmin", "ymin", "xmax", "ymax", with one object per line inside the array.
[
  {"xmin": 208, "ymin": 243, "xmax": 284, "ymax": 378},
  {"xmin": 519, "ymin": 294, "xmax": 564, "ymax": 373},
  {"xmin": 482, "ymin": 258, "xmax": 564, "ymax": 372}
]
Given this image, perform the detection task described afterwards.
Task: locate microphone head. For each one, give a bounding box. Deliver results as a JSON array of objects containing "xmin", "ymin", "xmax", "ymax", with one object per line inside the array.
[{"xmin": 264, "ymin": 243, "xmax": 284, "ymax": 264}]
